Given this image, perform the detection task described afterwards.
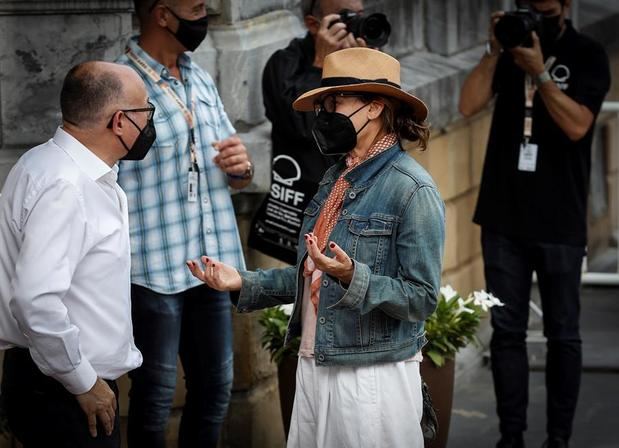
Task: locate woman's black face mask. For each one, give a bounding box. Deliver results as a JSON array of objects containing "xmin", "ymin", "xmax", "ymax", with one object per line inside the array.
[{"xmin": 311, "ymin": 97, "xmax": 372, "ymax": 156}]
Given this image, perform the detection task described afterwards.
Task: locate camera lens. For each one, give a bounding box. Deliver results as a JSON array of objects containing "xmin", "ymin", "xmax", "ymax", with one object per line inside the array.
[
  {"xmin": 495, "ymin": 11, "xmax": 540, "ymax": 49},
  {"xmin": 495, "ymin": 15, "xmax": 529, "ymax": 48},
  {"xmin": 337, "ymin": 10, "xmax": 391, "ymax": 48},
  {"xmin": 359, "ymin": 13, "xmax": 391, "ymax": 48}
]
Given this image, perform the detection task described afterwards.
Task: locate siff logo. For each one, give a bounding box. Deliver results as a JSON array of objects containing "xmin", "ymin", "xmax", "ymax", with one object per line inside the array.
[
  {"xmin": 551, "ymin": 64, "xmax": 570, "ymax": 91},
  {"xmin": 270, "ymin": 155, "xmax": 305, "ymax": 206}
]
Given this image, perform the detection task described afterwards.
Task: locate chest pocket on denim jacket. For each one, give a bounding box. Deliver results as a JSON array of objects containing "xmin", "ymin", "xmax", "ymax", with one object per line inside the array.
[
  {"xmin": 348, "ymin": 216, "xmax": 394, "ymax": 275},
  {"xmin": 301, "ymin": 199, "xmax": 321, "ymax": 236}
]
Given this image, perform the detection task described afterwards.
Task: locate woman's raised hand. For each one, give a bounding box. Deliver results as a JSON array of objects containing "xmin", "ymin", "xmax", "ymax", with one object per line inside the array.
[
  {"xmin": 304, "ymin": 233, "xmax": 354, "ymax": 285},
  {"xmin": 186, "ymin": 256, "xmax": 242, "ymax": 291}
]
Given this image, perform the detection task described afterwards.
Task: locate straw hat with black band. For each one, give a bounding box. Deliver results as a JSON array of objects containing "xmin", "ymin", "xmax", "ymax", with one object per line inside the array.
[{"xmin": 292, "ymin": 47, "xmax": 428, "ymax": 121}]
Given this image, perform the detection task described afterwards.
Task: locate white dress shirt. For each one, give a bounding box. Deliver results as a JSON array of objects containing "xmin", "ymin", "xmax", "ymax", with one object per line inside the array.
[{"xmin": 0, "ymin": 127, "xmax": 142, "ymax": 395}]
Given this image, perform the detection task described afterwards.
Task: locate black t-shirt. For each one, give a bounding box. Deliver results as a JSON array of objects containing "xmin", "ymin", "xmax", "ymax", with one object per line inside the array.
[{"xmin": 473, "ymin": 22, "xmax": 611, "ymax": 246}]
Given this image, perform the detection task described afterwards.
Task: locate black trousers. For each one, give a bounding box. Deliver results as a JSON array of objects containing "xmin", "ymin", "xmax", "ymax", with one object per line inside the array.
[
  {"xmin": 1, "ymin": 348, "xmax": 120, "ymax": 448},
  {"xmin": 481, "ymin": 229, "xmax": 584, "ymax": 441}
]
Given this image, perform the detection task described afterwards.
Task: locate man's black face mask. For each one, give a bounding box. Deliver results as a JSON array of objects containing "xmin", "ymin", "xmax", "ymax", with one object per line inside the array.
[
  {"xmin": 166, "ymin": 8, "xmax": 208, "ymax": 52},
  {"xmin": 119, "ymin": 115, "xmax": 157, "ymax": 161}
]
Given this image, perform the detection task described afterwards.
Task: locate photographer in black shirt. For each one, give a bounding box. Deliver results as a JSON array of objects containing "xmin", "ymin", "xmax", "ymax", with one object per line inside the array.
[{"xmin": 459, "ymin": 1, "xmax": 610, "ymax": 447}]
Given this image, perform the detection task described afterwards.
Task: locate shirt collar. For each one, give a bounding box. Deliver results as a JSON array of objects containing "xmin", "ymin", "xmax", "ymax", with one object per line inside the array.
[
  {"xmin": 127, "ymin": 36, "xmax": 192, "ymax": 79},
  {"xmin": 53, "ymin": 127, "xmax": 114, "ymax": 182}
]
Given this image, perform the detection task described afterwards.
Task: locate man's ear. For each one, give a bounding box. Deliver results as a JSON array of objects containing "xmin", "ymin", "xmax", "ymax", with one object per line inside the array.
[
  {"xmin": 304, "ymin": 15, "xmax": 320, "ymax": 36},
  {"xmin": 109, "ymin": 111, "xmax": 125, "ymax": 136},
  {"xmin": 153, "ymin": 4, "xmax": 170, "ymax": 28}
]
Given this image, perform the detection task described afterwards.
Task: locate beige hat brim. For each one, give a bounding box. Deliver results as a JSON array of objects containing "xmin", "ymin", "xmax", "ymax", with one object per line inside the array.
[{"xmin": 292, "ymin": 82, "xmax": 428, "ymax": 121}]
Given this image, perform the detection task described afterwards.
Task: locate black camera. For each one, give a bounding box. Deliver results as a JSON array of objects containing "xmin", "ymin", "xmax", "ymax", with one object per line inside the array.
[
  {"xmin": 494, "ymin": 7, "xmax": 542, "ymax": 49},
  {"xmin": 336, "ymin": 9, "xmax": 391, "ymax": 48}
]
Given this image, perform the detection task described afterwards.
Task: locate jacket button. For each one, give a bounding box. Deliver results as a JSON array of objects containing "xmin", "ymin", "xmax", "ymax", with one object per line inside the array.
[
  {"xmin": 322, "ymin": 279, "xmax": 328, "ymax": 287},
  {"xmin": 317, "ymin": 354, "xmax": 325, "ymax": 362},
  {"xmin": 318, "ymin": 316, "xmax": 326, "ymax": 324},
  {"xmin": 348, "ymin": 192, "xmax": 356, "ymax": 199},
  {"xmin": 342, "ymin": 209, "xmax": 348, "ymax": 215}
]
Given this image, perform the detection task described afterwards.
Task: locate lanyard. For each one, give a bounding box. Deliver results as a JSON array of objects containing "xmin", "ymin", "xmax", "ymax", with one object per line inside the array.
[
  {"xmin": 126, "ymin": 48, "xmax": 199, "ymax": 168},
  {"xmin": 523, "ymin": 56, "xmax": 556, "ymax": 144}
]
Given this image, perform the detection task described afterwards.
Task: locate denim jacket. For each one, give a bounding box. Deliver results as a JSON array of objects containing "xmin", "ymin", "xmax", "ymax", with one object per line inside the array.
[{"xmin": 237, "ymin": 143, "xmax": 445, "ymax": 366}]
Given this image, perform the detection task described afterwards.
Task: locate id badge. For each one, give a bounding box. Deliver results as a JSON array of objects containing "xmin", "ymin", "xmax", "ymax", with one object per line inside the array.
[
  {"xmin": 518, "ymin": 142, "xmax": 538, "ymax": 172},
  {"xmin": 188, "ymin": 170, "xmax": 198, "ymax": 202}
]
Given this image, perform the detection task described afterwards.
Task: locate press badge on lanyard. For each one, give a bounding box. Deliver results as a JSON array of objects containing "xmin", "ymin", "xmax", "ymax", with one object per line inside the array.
[
  {"xmin": 519, "ymin": 56, "xmax": 556, "ymax": 173},
  {"xmin": 518, "ymin": 142, "xmax": 538, "ymax": 172},
  {"xmin": 187, "ymin": 129, "xmax": 200, "ymax": 202},
  {"xmin": 188, "ymin": 163, "xmax": 199, "ymax": 202}
]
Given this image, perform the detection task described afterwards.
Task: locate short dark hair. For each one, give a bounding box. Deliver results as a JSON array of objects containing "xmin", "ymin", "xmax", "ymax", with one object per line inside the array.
[
  {"xmin": 60, "ymin": 63, "xmax": 124, "ymax": 128},
  {"xmin": 134, "ymin": 0, "xmax": 157, "ymax": 22},
  {"xmin": 134, "ymin": 0, "xmax": 177, "ymax": 22},
  {"xmin": 301, "ymin": 0, "xmax": 321, "ymax": 17}
]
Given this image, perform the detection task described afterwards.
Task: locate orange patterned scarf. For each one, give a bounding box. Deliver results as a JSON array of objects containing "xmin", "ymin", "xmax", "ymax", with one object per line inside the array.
[{"xmin": 307, "ymin": 133, "xmax": 398, "ymax": 312}]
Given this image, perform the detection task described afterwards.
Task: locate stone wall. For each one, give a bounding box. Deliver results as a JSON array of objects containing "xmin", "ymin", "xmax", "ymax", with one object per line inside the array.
[
  {"xmin": 0, "ymin": 0, "xmax": 133, "ymax": 185},
  {"xmin": 2, "ymin": 1, "xmax": 619, "ymax": 447}
]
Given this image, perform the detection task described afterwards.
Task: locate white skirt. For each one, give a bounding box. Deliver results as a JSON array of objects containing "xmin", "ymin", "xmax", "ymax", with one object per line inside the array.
[{"xmin": 287, "ymin": 356, "xmax": 424, "ymax": 448}]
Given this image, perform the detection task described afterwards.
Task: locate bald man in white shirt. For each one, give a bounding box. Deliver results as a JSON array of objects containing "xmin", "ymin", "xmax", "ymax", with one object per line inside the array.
[{"xmin": 0, "ymin": 61, "xmax": 154, "ymax": 448}]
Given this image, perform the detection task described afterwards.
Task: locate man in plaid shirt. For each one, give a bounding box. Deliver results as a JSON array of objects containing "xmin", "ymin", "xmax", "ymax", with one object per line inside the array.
[{"xmin": 117, "ymin": 1, "xmax": 253, "ymax": 446}]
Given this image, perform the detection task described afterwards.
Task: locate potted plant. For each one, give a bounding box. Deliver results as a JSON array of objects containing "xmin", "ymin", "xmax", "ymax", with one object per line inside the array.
[
  {"xmin": 258, "ymin": 304, "xmax": 300, "ymax": 438},
  {"xmin": 421, "ymin": 285, "xmax": 503, "ymax": 448}
]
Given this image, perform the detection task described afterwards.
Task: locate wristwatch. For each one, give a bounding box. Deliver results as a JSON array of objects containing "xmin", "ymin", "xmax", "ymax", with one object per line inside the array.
[
  {"xmin": 485, "ymin": 40, "xmax": 501, "ymax": 57},
  {"xmin": 535, "ymin": 70, "xmax": 552, "ymax": 87},
  {"xmin": 227, "ymin": 161, "xmax": 254, "ymax": 180}
]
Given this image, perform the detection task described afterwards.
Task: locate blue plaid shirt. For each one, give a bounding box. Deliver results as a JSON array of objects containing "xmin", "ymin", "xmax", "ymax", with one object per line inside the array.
[{"xmin": 116, "ymin": 37, "xmax": 246, "ymax": 294}]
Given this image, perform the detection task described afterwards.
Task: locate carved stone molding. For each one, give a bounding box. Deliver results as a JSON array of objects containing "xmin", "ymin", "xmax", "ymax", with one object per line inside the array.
[{"xmin": 0, "ymin": 0, "xmax": 133, "ymax": 15}]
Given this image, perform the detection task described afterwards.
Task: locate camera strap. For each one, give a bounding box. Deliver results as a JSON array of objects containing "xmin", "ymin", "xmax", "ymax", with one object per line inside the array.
[{"xmin": 523, "ymin": 56, "xmax": 556, "ymax": 144}]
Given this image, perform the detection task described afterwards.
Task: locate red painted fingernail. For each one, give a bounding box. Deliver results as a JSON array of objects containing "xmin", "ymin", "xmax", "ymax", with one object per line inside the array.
[
  {"xmin": 329, "ymin": 242, "xmax": 335, "ymax": 249},
  {"xmin": 308, "ymin": 240, "xmax": 313, "ymax": 245}
]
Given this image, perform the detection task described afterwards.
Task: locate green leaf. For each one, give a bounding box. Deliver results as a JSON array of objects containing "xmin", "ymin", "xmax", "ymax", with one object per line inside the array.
[
  {"xmin": 258, "ymin": 306, "xmax": 300, "ymax": 365},
  {"xmin": 425, "ymin": 350, "xmax": 445, "ymax": 367}
]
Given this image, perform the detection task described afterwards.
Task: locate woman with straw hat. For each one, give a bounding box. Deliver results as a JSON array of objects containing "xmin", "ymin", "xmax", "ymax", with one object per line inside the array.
[{"xmin": 187, "ymin": 47, "xmax": 444, "ymax": 447}]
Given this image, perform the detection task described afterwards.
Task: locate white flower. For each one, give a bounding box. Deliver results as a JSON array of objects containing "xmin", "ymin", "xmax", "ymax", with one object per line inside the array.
[
  {"xmin": 473, "ymin": 290, "xmax": 488, "ymax": 302},
  {"xmin": 440, "ymin": 285, "xmax": 459, "ymax": 302},
  {"xmin": 473, "ymin": 290, "xmax": 490, "ymax": 312},
  {"xmin": 280, "ymin": 304, "xmax": 294, "ymax": 316},
  {"xmin": 455, "ymin": 298, "xmax": 475, "ymax": 315},
  {"xmin": 487, "ymin": 292, "xmax": 504, "ymax": 307},
  {"xmin": 471, "ymin": 290, "xmax": 504, "ymax": 311}
]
